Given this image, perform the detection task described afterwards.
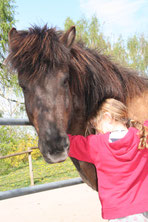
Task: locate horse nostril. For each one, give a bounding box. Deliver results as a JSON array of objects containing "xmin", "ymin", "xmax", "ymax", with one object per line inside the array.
[
  {"xmin": 58, "ymin": 136, "xmax": 69, "ymax": 151},
  {"xmin": 63, "ymin": 136, "xmax": 70, "ymax": 150}
]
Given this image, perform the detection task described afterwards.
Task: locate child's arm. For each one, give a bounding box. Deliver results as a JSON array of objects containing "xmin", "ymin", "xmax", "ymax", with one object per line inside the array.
[{"xmin": 68, "ymin": 134, "xmax": 95, "ymax": 164}]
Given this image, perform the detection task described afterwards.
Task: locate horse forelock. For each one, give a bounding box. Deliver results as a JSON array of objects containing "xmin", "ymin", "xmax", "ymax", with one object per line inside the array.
[{"xmin": 7, "ymin": 25, "xmax": 70, "ymax": 79}]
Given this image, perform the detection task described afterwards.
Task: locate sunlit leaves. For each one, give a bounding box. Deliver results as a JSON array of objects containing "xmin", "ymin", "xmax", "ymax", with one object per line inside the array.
[{"xmin": 64, "ymin": 15, "xmax": 148, "ymax": 75}]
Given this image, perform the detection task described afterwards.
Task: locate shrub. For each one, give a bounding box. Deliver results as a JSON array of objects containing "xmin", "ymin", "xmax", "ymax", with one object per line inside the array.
[{"xmin": 0, "ymin": 126, "xmax": 41, "ymax": 174}]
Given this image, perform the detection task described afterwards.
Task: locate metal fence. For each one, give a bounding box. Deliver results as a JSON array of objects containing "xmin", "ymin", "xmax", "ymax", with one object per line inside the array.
[
  {"xmin": 0, "ymin": 118, "xmax": 83, "ymax": 200},
  {"xmin": 0, "ymin": 118, "xmax": 30, "ymax": 125}
]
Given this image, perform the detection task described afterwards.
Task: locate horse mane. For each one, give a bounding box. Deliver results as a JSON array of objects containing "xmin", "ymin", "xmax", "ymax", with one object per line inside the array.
[
  {"xmin": 7, "ymin": 25, "xmax": 70, "ymax": 79},
  {"xmin": 69, "ymin": 43, "xmax": 148, "ymax": 119},
  {"xmin": 7, "ymin": 25, "xmax": 148, "ymax": 120}
]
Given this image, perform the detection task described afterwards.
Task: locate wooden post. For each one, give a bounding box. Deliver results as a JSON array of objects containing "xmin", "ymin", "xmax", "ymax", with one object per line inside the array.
[
  {"xmin": 0, "ymin": 147, "xmax": 39, "ymax": 186},
  {"xmin": 28, "ymin": 149, "xmax": 34, "ymax": 186}
]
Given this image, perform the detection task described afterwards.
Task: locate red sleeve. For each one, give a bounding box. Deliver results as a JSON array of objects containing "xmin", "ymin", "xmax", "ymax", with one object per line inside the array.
[
  {"xmin": 68, "ymin": 134, "xmax": 97, "ymax": 164},
  {"xmin": 144, "ymin": 120, "xmax": 148, "ymax": 127}
]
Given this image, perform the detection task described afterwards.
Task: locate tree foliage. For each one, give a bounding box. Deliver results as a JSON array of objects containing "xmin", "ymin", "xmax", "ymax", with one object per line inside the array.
[
  {"xmin": 64, "ymin": 16, "xmax": 148, "ymax": 75},
  {"xmin": 0, "ymin": 126, "xmax": 40, "ymax": 174},
  {"xmin": 127, "ymin": 35, "xmax": 148, "ymax": 75},
  {"xmin": 0, "ymin": 0, "xmax": 24, "ymax": 117},
  {"xmin": 64, "ymin": 15, "xmax": 108, "ymax": 50},
  {"xmin": 0, "ymin": 0, "xmax": 15, "ymax": 62}
]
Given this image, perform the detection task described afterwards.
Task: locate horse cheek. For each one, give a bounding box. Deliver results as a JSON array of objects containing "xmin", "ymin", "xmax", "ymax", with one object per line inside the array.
[{"xmin": 63, "ymin": 91, "xmax": 72, "ymax": 131}]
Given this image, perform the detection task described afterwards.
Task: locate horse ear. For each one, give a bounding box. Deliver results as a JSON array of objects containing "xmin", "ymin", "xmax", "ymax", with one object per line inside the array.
[
  {"xmin": 60, "ymin": 26, "xmax": 76, "ymax": 47},
  {"xmin": 8, "ymin": 28, "xmax": 17, "ymax": 42}
]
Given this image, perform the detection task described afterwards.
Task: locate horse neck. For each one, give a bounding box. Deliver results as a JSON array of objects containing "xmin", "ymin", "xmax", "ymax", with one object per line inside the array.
[
  {"xmin": 69, "ymin": 44, "xmax": 147, "ymax": 134},
  {"xmin": 69, "ymin": 55, "xmax": 124, "ymax": 117}
]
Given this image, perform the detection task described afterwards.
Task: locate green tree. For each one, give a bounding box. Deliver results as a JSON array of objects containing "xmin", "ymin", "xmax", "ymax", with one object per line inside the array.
[
  {"xmin": 64, "ymin": 16, "xmax": 148, "ymax": 75},
  {"xmin": 0, "ymin": 0, "xmax": 16, "ymax": 62},
  {"xmin": 64, "ymin": 15, "xmax": 108, "ymax": 51},
  {"xmin": 0, "ymin": 125, "xmax": 39, "ymax": 175},
  {"xmin": 0, "ymin": 0, "xmax": 25, "ymax": 117},
  {"xmin": 64, "ymin": 17, "xmax": 75, "ymax": 31},
  {"xmin": 109, "ymin": 36, "xmax": 129, "ymax": 66},
  {"xmin": 0, "ymin": 0, "xmax": 16, "ymax": 87},
  {"xmin": 0, "ymin": 0, "xmax": 16, "ymax": 89},
  {"xmin": 127, "ymin": 34, "xmax": 148, "ymax": 75},
  {"xmin": 88, "ymin": 15, "xmax": 108, "ymax": 50}
]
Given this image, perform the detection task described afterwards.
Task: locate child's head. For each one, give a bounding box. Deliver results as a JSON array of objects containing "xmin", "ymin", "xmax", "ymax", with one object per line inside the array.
[
  {"xmin": 91, "ymin": 98, "xmax": 128, "ymax": 133},
  {"xmin": 86, "ymin": 98, "xmax": 148, "ymax": 149}
]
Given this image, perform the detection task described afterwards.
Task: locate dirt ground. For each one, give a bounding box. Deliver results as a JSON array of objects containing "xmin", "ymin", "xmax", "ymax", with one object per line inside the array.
[{"xmin": 0, "ymin": 183, "xmax": 107, "ymax": 222}]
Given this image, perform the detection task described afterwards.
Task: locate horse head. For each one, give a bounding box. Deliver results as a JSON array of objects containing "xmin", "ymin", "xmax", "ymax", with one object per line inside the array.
[{"xmin": 8, "ymin": 26, "xmax": 76, "ymax": 163}]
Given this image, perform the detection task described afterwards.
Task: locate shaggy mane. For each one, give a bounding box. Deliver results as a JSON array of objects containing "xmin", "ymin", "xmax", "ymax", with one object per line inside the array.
[
  {"xmin": 7, "ymin": 25, "xmax": 70, "ymax": 78},
  {"xmin": 69, "ymin": 43, "xmax": 148, "ymax": 117}
]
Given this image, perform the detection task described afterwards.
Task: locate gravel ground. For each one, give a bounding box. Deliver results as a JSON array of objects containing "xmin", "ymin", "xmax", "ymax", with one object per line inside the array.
[{"xmin": 0, "ymin": 183, "xmax": 107, "ymax": 222}]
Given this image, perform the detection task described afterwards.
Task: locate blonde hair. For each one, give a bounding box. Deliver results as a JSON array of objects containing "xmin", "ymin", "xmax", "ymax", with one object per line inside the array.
[{"xmin": 86, "ymin": 98, "xmax": 148, "ymax": 149}]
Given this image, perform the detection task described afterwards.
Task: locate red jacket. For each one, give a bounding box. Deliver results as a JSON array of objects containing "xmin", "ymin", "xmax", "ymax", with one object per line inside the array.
[{"xmin": 68, "ymin": 127, "xmax": 148, "ymax": 219}]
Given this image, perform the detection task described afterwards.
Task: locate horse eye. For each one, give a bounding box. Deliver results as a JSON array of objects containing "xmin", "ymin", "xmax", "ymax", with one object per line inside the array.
[{"xmin": 62, "ymin": 76, "xmax": 69, "ymax": 87}]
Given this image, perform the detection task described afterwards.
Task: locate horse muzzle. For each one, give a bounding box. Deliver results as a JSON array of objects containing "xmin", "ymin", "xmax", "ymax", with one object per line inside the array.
[
  {"xmin": 38, "ymin": 135, "xmax": 70, "ymax": 163},
  {"xmin": 42, "ymin": 149, "xmax": 69, "ymax": 164}
]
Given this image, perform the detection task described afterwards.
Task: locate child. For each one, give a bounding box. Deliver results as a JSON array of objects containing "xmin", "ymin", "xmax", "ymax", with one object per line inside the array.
[{"xmin": 68, "ymin": 98, "xmax": 148, "ymax": 222}]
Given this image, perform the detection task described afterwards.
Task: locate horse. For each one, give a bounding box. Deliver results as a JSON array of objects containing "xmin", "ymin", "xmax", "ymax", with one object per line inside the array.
[{"xmin": 6, "ymin": 25, "xmax": 148, "ymax": 191}]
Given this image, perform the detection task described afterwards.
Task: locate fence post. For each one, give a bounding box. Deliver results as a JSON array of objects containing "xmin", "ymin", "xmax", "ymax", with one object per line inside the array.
[{"xmin": 28, "ymin": 148, "xmax": 34, "ymax": 186}]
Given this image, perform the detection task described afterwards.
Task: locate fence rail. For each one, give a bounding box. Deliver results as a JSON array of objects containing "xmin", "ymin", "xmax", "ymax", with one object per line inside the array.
[
  {"xmin": 0, "ymin": 148, "xmax": 36, "ymax": 159},
  {"xmin": 0, "ymin": 118, "xmax": 83, "ymax": 199},
  {"xmin": 0, "ymin": 118, "xmax": 30, "ymax": 125},
  {"xmin": 0, "ymin": 178, "xmax": 83, "ymax": 200},
  {"xmin": 0, "ymin": 118, "xmax": 35, "ymax": 186},
  {"xmin": 0, "ymin": 147, "xmax": 38, "ymax": 186}
]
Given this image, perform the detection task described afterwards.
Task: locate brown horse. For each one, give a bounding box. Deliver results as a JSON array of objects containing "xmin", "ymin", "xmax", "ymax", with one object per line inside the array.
[{"xmin": 6, "ymin": 25, "xmax": 148, "ymax": 190}]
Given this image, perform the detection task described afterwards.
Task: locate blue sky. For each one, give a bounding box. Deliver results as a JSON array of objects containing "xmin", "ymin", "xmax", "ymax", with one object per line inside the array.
[
  {"xmin": 14, "ymin": 0, "xmax": 148, "ymax": 40},
  {"xmin": 14, "ymin": 0, "xmax": 82, "ymax": 30}
]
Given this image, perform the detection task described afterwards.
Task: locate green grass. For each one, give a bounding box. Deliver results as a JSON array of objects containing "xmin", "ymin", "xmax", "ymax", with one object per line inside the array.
[{"xmin": 0, "ymin": 157, "xmax": 79, "ymax": 191}]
